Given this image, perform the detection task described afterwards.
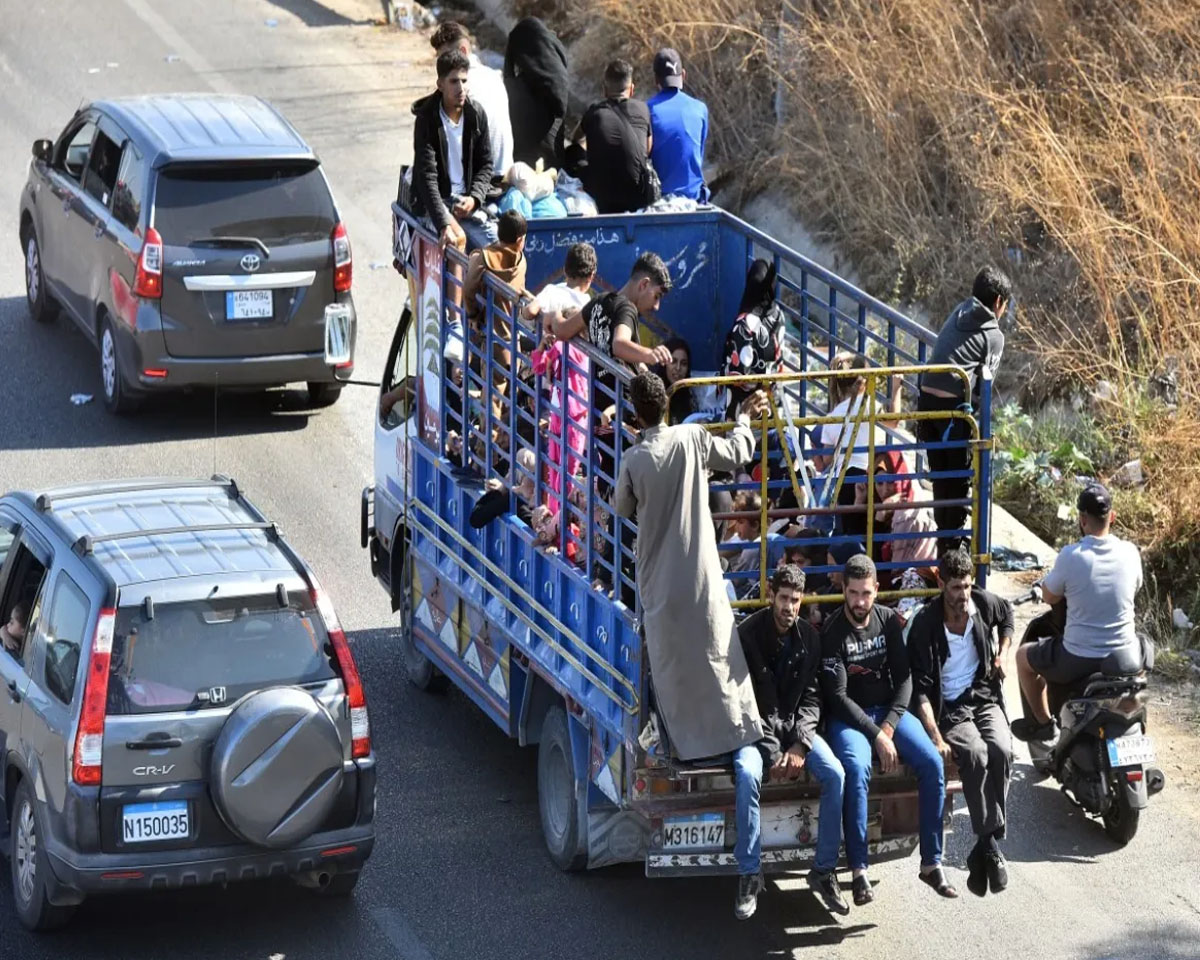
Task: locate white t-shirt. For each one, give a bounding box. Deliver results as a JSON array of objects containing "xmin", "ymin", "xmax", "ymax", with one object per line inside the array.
[
  {"xmin": 440, "ymin": 106, "xmax": 466, "ymax": 197},
  {"xmin": 819, "ymin": 396, "xmax": 887, "ymax": 472},
  {"xmin": 942, "ymin": 606, "xmax": 980, "ymax": 702},
  {"xmin": 469, "ymin": 54, "xmax": 514, "ymax": 178},
  {"xmin": 536, "ymin": 282, "xmax": 590, "ymax": 314},
  {"xmin": 1043, "ymin": 534, "xmax": 1143, "ymax": 659}
]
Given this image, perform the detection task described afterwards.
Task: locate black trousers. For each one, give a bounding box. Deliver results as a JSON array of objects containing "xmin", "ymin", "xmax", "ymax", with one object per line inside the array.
[
  {"xmin": 941, "ymin": 698, "xmax": 1012, "ymax": 839},
  {"xmin": 917, "ymin": 391, "xmax": 972, "ymax": 537}
]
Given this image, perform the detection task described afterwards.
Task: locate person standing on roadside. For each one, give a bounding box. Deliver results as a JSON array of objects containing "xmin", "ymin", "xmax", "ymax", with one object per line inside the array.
[
  {"xmin": 908, "ymin": 548, "xmax": 1014, "ymax": 898},
  {"xmin": 734, "ymin": 564, "xmax": 849, "ymax": 921},
  {"xmin": 821, "ymin": 554, "xmax": 956, "ymax": 904},
  {"xmin": 432, "ymin": 21, "xmax": 513, "ymax": 182},
  {"xmin": 646, "ymin": 47, "xmax": 709, "ymax": 202},
  {"xmin": 917, "ymin": 266, "xmax": 1011, "ymax": 545}
]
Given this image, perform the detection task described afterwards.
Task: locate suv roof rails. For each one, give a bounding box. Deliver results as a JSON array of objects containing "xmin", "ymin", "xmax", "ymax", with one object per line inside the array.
[
  {"xmin": 36, "ymin": 476, "xmax": 240, "ymax": 513},
  {"xmin": 73, "ymin": 520, "xmax": 277, "ymax": 557}
]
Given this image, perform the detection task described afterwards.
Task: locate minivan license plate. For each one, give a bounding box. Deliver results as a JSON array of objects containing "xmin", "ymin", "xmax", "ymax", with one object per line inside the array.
[
  {"xmin": 122, "ymin": 801, "xmax": 190, "ymax": 843},
  {"xmin": 226, "ymin": 289, "xmax": 273, "ymax": 320},
  {"xmin": 662, "ymin": 812, "xmax": 725, "ymax": 851}
]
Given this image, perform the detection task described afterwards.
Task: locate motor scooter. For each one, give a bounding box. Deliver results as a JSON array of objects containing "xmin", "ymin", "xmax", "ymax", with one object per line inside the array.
[{"xmin": 1014, "ymin": 586, "xmax": 1166, "ymax": 845}]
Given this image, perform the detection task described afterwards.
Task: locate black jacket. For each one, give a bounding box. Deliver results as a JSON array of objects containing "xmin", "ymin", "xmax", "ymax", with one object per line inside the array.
[
  {"xmin": 739, "ymin": 608, "xmax": 823, "ymax": 766},
  {"xmin": 503, "ymin": 16, "xmax": 569, "ymax": 167},
  {"xmin": 919, "ymin": 297, "xmax": 1005, "ymax": 402},
  {"xmin": 907, "ymin": 586, "xmax": 1015, "ymax": 723},
  {"xmin": 411, "ymin": 92, "xmax": 493, "ymax": 233}
]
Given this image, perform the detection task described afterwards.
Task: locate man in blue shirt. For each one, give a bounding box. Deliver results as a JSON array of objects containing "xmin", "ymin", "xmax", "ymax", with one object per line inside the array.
[{"xmin": 646, "ymin": 48, "xmax": 709, "ymax": 202}]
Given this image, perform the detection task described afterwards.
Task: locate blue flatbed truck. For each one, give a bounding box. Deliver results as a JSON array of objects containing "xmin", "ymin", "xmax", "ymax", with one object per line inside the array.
[{"xmin": 363, "ymin": 203, "xmax": 993, "ymax": 876}]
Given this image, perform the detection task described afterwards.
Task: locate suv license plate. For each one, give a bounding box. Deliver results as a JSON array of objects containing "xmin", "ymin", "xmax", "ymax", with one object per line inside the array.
[
  {"xmin": 1107, "ymin": 734, "xmax": 1155, "ymax": 767},
  {"xmin": 226, "ymin": 289, "xmax": 273, "ymax": 320},
  {"xmin": 122, "ymin": 801, "xmax": 190, "ymax": 843},
  {"xmin": 662, "ymin": 812, "xmax": 725, "ymax": 851}
]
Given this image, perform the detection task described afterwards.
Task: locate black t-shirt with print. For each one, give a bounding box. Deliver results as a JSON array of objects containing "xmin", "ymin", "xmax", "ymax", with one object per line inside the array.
[
  {"xmin": 820, "ymin": 604, "xmax": 912, "ymax": 739},
  {"xmin": 582, "ymin": 290, "xmax": 639, "ymax": 424}
]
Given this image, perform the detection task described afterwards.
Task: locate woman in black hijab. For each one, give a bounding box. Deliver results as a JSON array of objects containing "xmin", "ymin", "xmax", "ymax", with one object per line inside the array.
[
  {"xmin": 504, "ymin": 17, "xmax": 570, "ymax": 168},
  {"xmin": 721, "ymin": 259, "xmax": 785, "ymax": 413}
]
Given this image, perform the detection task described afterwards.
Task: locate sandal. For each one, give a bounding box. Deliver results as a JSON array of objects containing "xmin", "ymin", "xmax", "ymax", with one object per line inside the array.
[
  {"xmin": 852, "ymin": 874, "xmax": 874, "ymax": 906},
  {"xmin": 919, "ymin": 866, "xmax": 959, "ymax": 899}
]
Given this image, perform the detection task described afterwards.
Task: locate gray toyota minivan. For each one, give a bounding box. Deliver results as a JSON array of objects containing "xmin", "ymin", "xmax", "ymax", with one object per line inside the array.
[{"xmin": 17, "ymin": 95, "xmax": 356, "ymax": 414}]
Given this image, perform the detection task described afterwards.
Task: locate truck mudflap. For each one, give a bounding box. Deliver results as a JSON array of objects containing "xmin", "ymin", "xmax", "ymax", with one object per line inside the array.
[{"xmin": 646, "ymin": 837, "xmax": 920, "ymax": 878}]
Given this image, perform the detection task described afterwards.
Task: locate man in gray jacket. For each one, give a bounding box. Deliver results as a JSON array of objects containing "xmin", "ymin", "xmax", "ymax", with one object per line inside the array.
[{"xmin": 917, "ymin": 266, "xmax": 1011, "ymax": 542}]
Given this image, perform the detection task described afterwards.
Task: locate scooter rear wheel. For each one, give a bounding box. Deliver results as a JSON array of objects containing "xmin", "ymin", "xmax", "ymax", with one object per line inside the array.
[{"xmin": 1102, "ymin": 785, "xmax": 1140, "ymax": 845}]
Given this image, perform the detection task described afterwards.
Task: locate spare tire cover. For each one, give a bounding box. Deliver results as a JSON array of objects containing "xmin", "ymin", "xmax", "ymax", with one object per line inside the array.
[{"xmin": 210, "ymin": 687, "xmax": 344, "ymax": 849}]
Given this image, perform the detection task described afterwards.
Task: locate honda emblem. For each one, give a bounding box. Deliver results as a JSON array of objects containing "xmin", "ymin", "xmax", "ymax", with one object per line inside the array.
[
  {"xmin": 209, "ymin": 686, "xmax": 228, "ymax": 704},
  {"xmin": 240, "ymin": 253, "xmax": 261, "ymax": 273}
]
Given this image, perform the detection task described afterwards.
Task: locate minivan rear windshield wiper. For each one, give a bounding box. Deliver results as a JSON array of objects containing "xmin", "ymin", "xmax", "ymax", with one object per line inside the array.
[{"xmin": 189, "ymin": 236, "xmax": 271, "ymax": 258}]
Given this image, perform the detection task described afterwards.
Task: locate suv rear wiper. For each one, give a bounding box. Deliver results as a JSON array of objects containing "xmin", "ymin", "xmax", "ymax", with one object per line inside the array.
[{"xmin": 190, "ymin": 236, "xmax": 271, "ymax": 258}]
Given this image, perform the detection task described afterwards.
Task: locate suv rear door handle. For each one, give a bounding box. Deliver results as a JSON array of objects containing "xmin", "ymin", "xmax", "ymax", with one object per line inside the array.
[
  {"xmin": 126, "ymin": 736, "xmax": 183, "ymax": 750},
  {"xmin": 6, "ymin": 680, "xmax": 21, "ymax": 703}
]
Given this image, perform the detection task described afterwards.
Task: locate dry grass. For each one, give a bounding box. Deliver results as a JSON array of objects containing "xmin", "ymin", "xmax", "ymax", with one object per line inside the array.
[{"xmin": 523, "ymin": 0, "xmax": 1200, "ymax": 576}]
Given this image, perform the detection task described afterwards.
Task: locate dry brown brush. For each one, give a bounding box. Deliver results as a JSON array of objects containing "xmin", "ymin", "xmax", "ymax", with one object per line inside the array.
[{"xmin": 521, "ymin": 0, "xmax": 1200, "ymax": 578}]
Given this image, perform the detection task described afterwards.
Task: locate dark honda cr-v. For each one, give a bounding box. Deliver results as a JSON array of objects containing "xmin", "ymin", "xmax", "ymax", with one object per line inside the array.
[{"xmin": 17, "ymin": 94, "xmax": 357, "ymax": 414}]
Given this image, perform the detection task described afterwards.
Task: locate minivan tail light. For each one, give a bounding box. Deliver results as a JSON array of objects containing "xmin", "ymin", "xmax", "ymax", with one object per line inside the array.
[
  {"xmin": 332, "ymin": 222, "xmax": 352, "ymax": 293},
  {"xmin": 134, "ymin": 227, "xmax": 163, "ymax": 299},
  {"xmin": 73, "ymin": 608, "xmax": 117, "ymax": 786},
  {"xmin": 310, "ymin": 584, "xmax": 369, "ymax": 758}
]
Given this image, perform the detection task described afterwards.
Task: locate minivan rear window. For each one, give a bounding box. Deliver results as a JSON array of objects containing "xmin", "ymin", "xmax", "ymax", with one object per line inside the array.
[
  {"xmin": 106, "ymin": 595, "xmax": 337, "ymax": 715},
  {"xmin": 153, "ymin": 162, "xmax": 336, "ymax": 244}
]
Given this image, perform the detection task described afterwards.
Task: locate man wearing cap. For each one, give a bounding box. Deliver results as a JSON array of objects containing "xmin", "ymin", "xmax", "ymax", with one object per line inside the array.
[
  {"xmin": 646, "ymin": 48, "xmax": 710, "ymax": 202},
  {"xmin": 1013, "ymin": 482, "xmax": 1144, "ymax": 746}
]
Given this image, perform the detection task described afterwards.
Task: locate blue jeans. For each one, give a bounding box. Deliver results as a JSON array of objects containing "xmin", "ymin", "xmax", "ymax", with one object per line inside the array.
[
  {"xmin": 422, "ymin": 213, "xmax": 497, "ymax": 251},
  {"xmin": 828, "ymin": 708, "xmax": 945, "ymax": 869},
  {"xmin": 733, "ymin": 736, "xmax": 846, "ymax": 876}
]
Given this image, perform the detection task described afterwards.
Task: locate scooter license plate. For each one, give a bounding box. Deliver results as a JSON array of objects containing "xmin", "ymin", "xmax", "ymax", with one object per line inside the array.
[{"xmin": 1106, "ymin": 734, "xmax": 1155, "ymax": 767}]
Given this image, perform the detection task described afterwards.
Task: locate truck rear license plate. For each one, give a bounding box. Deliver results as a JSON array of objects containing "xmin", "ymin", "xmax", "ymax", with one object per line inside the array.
[
  {"xmin": 662, "ymin": 812, "xmax": 725, "ymax": 851},
  {"xmin": 122, "ymin": 800, "xmax": 190, "ymax": 843},
  {"xmin": 226, "ymin": 289, "xmax": 273, "ymax": 320},
  {"xmin": 1106, "ymin": 734, "xmax": 1155, "ymax": 767}
]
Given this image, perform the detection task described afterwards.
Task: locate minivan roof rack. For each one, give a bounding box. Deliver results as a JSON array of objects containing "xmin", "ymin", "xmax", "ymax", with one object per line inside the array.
[
  {"xmin": 37, "ymin": 476, "xmax": 239, "ymax": 512},
  {"xmin": 73, "ymin": 520, "xmax": 277, "ymax": 557}
]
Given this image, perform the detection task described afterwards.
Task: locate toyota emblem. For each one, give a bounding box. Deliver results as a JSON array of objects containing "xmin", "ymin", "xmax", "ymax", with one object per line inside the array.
[{"xmin": 240, "ymin": 253, "xmax": 261, "ymax": 273}]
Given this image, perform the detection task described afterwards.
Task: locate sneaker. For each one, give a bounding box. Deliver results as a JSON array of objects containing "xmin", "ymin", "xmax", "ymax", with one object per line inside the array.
[
  {"xmin": 851, "ymin": 873, "xmax": 874, "ymax": 906},
  {"xmin": 734, "ymin": 872, "xmax": 765, "ymax": 921},
  {"xmin": 986, "ymin": 849, "xmax": 1008, "ymax": 893},
  {"xmin": 1011, "ymin": 717, "xmax": 1057, "ymax": 744},
  {"xmin": 807, "ymin": 869, "xmax": 851, "ymax": 916}
]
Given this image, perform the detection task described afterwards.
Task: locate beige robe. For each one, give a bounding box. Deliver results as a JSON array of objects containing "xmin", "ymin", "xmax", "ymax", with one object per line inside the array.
[{"xmin": 616, "ymin": 418, "xmax": 764, "ymax": 760}]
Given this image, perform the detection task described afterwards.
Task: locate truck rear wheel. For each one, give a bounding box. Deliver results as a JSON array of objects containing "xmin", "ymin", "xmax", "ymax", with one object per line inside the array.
[
  {"xmin": 537, "ymin": 707, "xmax": 588, "ymax": 871},
  {"xmin": 400, "ymin": 620, "xmax": 449, "ymax": 692}
]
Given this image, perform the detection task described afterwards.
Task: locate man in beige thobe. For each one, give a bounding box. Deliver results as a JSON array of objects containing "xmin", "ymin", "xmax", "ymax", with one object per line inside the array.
[{"xmin": 616, "ymin": 371, "xmax": 768, "ymax": 761}]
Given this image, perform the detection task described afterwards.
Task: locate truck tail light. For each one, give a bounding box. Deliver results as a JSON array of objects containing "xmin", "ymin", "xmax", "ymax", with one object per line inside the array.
[
  {"xmin": 73, "ymin": 608, "xmax": 117, "ymax": 786},
  {"xmin": 133, "ymin": 227, "xmax": 163, "ymax": 299},
  {"xmin": 310, "ymin": 583, "xmax": 370, "ymax": 758},
  {"xmin": 332, "ymin": 222, "xmax": 352, "ymax": 293}
]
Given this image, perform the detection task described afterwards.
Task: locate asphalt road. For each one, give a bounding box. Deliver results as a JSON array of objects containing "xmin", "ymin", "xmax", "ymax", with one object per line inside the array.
[{"xmin": 2, "ymin": 2, "xmax": 1199, "ymax": 958}]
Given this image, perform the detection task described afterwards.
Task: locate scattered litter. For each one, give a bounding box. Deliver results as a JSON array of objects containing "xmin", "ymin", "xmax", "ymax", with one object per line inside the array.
[
  {"xmin": 70, "ymin": 393, "xmax": 93, "ymax": 406},
  {"xmin": 264, "ymin": 17, "xmax": 278, "ymax": 26},
  {"xmin": 87, "ymin": 67, "xmax": 101, "ymax": 74},
  {"xmin": 1172, "ymin": 608, "xmax": 1195, "ymax": 632},
  {"xmin": 1091, "ymin": 379, "xmax": 1117, "ymax": 405},
  {"xmin": 991, "ymin": 545, "xmax": 1043, "ymax": 572},
  {"xmin": 369, "ymin": 260, "xmax": 388, "ymax": 270},
  {"xmin": 1111, "ymin": 458, "xmax": 1144, "ymax": 488},
  {"xmin": 1056, "ymin": 502, "xmax": 1072, "ymax": 521},
  {"xmin": 106, "ymin": 61, "xmax": 119, "ymax": 69},
  {"xmin": 165, "ymin": 54, "xmax": 180, "ymax": 63}
]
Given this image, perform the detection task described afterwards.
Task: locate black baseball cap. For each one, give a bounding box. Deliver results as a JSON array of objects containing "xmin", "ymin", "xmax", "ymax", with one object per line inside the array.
[
  {"xmin": 653, "ymin": 48, "xmax": 684, "ymax": 88},
  {"xmin": 1077, "ymin": 482, "xmax": 1112, "ymax": 518}
]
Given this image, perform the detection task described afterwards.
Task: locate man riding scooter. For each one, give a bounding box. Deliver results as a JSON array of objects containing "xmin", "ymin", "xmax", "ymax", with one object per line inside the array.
[{"xmin": 1012, "ymin": 482, "xmax": 1144, "ymax": 748}]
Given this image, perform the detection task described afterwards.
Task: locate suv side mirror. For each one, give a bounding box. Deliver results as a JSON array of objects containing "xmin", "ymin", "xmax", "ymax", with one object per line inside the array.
[{"xmin": 32, "ymin": 139, "xmax": 52, "ymax": 164}]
